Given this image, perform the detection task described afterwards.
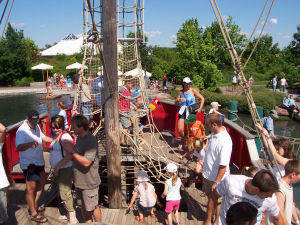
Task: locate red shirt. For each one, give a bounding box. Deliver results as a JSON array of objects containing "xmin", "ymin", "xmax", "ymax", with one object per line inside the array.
[{"xmin": 119, "ymin": 87, "xmax": 131, "ymax": 111}]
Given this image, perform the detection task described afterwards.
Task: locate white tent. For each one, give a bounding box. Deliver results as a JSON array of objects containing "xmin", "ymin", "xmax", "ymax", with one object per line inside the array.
[
  {"xmin": 66, "ymin": 62, "xmax": 87, "ymax": 70},
  {"xmin": 32, "ymin": 63, "xmax": 53, "ymax": 81},
  {"xmin": 124, "ymin": 68, "xmax": 152, "ymax": 77},
  {"xmin": 98, "ymin": 66, "xmax": 124, "ymax": 76}
]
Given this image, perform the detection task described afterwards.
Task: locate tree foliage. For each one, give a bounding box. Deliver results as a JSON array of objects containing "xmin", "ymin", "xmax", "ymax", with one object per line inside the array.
[{"xmin": 0, "ymin": 23, "xmax": 39, "ymax": 86}]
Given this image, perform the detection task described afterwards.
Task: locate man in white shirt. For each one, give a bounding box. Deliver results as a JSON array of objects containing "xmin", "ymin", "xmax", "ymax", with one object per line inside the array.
[
  {"xmin": 213, "ymin": 170, "xmax": 286, "ymax": 225},
  {"xmin": 0, "ymin": 123, "xmax": 9, "ymax": 225},
  {"xmin": 15, "ymin": 110, "xmax": 52, "ymax": 223},
  {"xmin": 280, "ymin": 77, "xmax": 287, "ymax": 93},
  {"xmin": 202, "ymin": 113, "xmax": 232, "ymax": 225}
]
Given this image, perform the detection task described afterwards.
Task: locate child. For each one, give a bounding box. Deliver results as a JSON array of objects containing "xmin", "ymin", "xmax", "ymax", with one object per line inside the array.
[
  {"xmin": 265, "ymin": 160, "xmax": 300, "ymax": 225},
  {"xmin": 127, "ymin": 170, "xmax": 161, "ymax": 223},
  {"xmin": 179, "ymin": 138, "xmax": 208, "ymax": 175},
  {"xmin": 161, "ymin": 163, "xmax": 181, "ymax": 225}
]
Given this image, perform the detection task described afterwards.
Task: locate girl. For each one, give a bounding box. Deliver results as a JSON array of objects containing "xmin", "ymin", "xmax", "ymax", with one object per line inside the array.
[
  {"xmin": 179, "ymin": 138, "xmax": 208, "ymax": 175},
  {"xmin": 49, "ymin": 115, "xmax": 78, "ymax": 224},
  {"xmin": 127, "ymin": 170, "xmax": 161, "ymax": 223},
  {"xmin": 57, "ymin": 101, "xmax": 69, "ymax": 130},
  {"xmin": 161, "ymin": 163, "xmax": 181, "ymax": 225},
  {"xmin": 175, "ymin": 77, "xmax": 205, "ymax": 149}
]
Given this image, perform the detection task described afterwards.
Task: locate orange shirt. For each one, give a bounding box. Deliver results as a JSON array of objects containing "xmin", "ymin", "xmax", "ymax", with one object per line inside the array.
[{"xmin": 188, "ymin": 120, "xmax": 205, "ymax": 142}]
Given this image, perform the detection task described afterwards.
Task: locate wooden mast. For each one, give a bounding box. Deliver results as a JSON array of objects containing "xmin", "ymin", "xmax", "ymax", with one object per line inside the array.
[{"xmin": 102, "ymin": 0, "xmax": 122, "ymax": 208}]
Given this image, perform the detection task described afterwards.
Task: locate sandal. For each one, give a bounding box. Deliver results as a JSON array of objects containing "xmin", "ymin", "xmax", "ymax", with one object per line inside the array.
[
  {"xmin": 150, "ymin": 212, "xmax": 156, "ymax": 218},
  {"xmin": 135, "ymin": 216, "xmax": 144, "ymax": 223},
  {"xmin": 30, "ymin": 214, "xmax": 48, "ymax": 223},
  {"xmin": 37, "ymin": 206, "xmax": 45, "ymax": 213}
]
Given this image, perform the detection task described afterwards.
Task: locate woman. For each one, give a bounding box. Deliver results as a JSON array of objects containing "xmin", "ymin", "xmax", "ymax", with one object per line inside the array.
[
  {"xmin": 248, "ymin": 74, "xmax": 254, "ymax": 86},
  {"xmin": 49, "ymin": 115, "xmax": 78, "ymax": 224},
  {"xmin": 175, "ymin": 77, "xmax": 204, "ymax": 148},
  {"xmin": 57, "ymin": 101, "xmax": 69, "ymax": 130}
]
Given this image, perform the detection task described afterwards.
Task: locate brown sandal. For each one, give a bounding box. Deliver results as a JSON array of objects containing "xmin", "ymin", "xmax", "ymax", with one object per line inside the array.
[
  {"xmin": 135, "ymin": 216, "xmax": 144, "ymax": 223},
  {"xmin": 30, "ymin": 214, "xmax": 48, "ymax": 223},
  {"xmin": 37, "ymin": 206, "xmax": 45, "ymax": 213}
]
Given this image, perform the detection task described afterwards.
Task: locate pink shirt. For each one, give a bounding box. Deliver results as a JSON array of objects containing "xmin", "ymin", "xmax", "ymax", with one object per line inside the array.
[{"xmin": 119, "ymin": 87, "xmax": 131, "ymax": 111}]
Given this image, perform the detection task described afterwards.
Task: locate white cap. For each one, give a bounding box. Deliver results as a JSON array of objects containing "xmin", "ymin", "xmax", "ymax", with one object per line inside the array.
[
  {"xmin": 164, "ymin": 163, "xmax": 178, "ymax": 173},
  {"xmin": 136, "ymin": 170, "xmax": 149, "ymax": 182},
  {"xmin": 211, "ymin": 102, "xmax": 221, "ymax": 108},
  {"xmin": 183, "ymin": 77, "xmax": 192, "ymax": 83}
]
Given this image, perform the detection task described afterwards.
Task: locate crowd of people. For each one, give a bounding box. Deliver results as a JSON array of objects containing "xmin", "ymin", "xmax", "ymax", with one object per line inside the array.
[{"xmin": 0, "ymin": 75, "xmax": 300, "ymax": 225}]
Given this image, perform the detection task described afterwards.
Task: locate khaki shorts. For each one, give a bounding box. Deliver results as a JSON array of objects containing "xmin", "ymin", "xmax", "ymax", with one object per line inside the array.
[
  {"xmin": 202, "ymin": 177, "xmax": 223, "ymax": 203},
  {"xmin": 76, "ymin": 187, "xmax": 99, "ymax": 212},
  {"xmin": 120, "ymin": 111, "xmax": 131, "ymax": 128},
  {"xmin": 0, "ymin": 187, "xmax": 8, "ymax": 223}
]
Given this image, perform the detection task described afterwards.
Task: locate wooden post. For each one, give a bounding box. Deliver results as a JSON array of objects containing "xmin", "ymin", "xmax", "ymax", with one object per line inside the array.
[
  {"xmin": 103, "ymin": 0, "xmax": 122, "ymax": 208},
  {"xmin": 46, "ymin": 70, "xmax": 49, "ymax": 97}
]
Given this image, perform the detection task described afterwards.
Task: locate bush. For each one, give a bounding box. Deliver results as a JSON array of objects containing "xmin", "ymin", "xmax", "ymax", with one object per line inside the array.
[{"xmin": 14, "ymin": 77, "xmax": 34, "ymax": 86}]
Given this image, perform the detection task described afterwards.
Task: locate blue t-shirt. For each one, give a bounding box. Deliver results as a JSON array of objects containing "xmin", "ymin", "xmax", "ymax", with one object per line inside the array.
[
  {"xmin": 180, "ymin": 92, "xmax": 195, "ymax": 106},
  {"xmin": 91, "ymin": 77, "xmax": 104, "ymax": 106},
  {"xmin": 263, "ymin": 116, "xmax": 274, "ymax": 136},
  {"xmin": 165, "ymin": 177, "xmax": 181, "ymax": 201},
  {"xmin": 283, "ymin": 97, "xmax": 290, "ymax": 105}
]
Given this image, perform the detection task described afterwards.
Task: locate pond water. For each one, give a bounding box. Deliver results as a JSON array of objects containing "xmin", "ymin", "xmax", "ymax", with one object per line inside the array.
[
  {"xmin": 0, "ymin": 94, "xmax": 73, "ymax": 126},
  {"xmin": 1, "ymin": 94, "xmax": 300, "ymax": 206}
]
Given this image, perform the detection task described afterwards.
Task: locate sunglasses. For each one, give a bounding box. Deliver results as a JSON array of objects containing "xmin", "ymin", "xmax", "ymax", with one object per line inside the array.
[{"xmin": 29, "ymin": 118, "xmax": 39, "ymax": 123}]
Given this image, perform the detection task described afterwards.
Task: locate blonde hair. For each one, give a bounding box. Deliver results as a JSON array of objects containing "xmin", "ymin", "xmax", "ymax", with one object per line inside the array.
[
  {"xmin": 167, "ymin": 171, "xmax": 178, "ymax": 186},
  {"xmin": 194, "ymin": 138, "xmax": 205, "ymax": 150},
  {"xmin": 285, "ymin": 160, "xmax": 300, "ymax": 175},
  {"xmin": 57, "ymin": 101, "xmax": 66, "ymax": 110}
]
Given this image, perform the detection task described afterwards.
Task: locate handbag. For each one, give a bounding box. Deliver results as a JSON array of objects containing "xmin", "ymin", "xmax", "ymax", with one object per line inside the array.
[{"xmin": 188, "ymin": 102, "xmax": 200, "ymax": 114}]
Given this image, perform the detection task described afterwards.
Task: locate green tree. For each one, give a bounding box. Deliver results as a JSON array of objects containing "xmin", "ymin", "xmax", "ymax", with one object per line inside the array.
[{"xmin": 0, "ymin": 23, "xmax": 38, "ymax": 86}]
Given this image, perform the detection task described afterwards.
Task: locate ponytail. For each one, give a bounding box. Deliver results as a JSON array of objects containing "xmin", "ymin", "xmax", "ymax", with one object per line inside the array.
[{"xmin": 172, "ymin": 172, "xmax": 178, "ymax": 186}]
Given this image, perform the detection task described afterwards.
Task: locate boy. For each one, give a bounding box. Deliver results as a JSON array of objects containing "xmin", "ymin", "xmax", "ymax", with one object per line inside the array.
[{"xmin": 265, "ymin": 159, "xmax": 300, "ymax": 225}]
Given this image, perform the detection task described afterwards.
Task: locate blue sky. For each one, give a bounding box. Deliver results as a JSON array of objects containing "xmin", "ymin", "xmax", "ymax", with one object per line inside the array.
[{"xmin": 2, "ymin": 0, "xmax": 299, "ymax": 49}]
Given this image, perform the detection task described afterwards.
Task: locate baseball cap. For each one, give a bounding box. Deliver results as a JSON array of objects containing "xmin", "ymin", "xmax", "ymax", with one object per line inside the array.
[
  {"xmin": 183, "ymin": 77, "xmax": 191, "ymax": 83},
  {"xmin": 184, "ymin": 114, "xmax": 197, "ymax": 125},
  {"xmin": 136, "ymin": 170, "xmax": 150, "ymax": 182},
  {"xmin": 27, "ymin": 110, "xmax": 39, "ymax": 122},
  {"xmin": 270, "ymin": 109, "xmax": 279, "ymax": 118},
  {"xmin": 211, "ymin": 102, "xmax": 221, "ymax": 108},
  {"xmin": 164, "ymin": 163, "xmax": 178, "ymax": 173}
]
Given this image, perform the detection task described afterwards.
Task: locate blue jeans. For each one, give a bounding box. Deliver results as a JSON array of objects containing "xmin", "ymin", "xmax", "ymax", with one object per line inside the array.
[
  {"xmin": 281, "ymin": 85, "xmax": 286, "ymax": 93},
  {"xmin": 273, "ymin": 85, "xmax": 276, "ymax": 92},
  {"xmin": 81, "ymin": 102, "xmax": 92, "ymax": 121}
]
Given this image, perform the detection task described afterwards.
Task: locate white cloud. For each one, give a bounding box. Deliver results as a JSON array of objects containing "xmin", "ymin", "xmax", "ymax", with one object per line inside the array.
[
  {"xmin": 270, "ymin": 18, "xmax": 278, "ymax": 25},
  {"xmin": 40, "ymin": 24, "xmax": 46, "ymax": 29},
  {"xmin": 170, "ymin": 34, "xmax": 176, "ymax": 40},
  {"xmin": 11, "ymin": 22, "xmax": 25, "ymax": 28},
  {"xmin": 144, "ymin": 30, "xmax": 161, "ymax": 38},
  {"xmin": 223, "ymin": 15, "xmax": 229, "ymax": 20},
  {"xmin": 201, "ymin": 25, "xmax": 206, "ymax": 29},
  {"xmin": 283, "ymin": 35, "xmax": 291, "ymax": 39}
]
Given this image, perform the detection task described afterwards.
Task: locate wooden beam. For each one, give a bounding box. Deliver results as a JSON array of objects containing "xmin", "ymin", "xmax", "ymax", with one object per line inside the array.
[{"xmin": 102, "ymin": 0, "xmax": 122, "ymax": 208}]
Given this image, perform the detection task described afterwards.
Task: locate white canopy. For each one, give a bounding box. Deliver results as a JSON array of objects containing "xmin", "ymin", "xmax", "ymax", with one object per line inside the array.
[
  {"xmin": 124, "ymin": 68, "xmax": 152, "ymax": 77},
  {"xmin": 98, "ymin": 66, "xmax": 124, "ymax": 76},
  {"xmin": 32, "ymin": 63, "xmax": 53, "ymax": 70},
  {"xmin": 66, "ymin": 62, "xmax": 87, "ymax": 70}
]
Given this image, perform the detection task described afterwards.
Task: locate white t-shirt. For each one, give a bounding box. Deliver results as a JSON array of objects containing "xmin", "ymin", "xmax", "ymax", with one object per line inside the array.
[
  {"xmin": 134, "ymin": 182, "xmax": 156, "ymax": 208},
  {"xmin": 232, "ymin": 76, "xmax": 237, "ymax": 84},
  {"xmin": 50, "ymin": 133, "xmax": 73, "ymax": 169},
  {"xmin": 272, "ymin": 164, "xmax": 285, "ymax": 180},
  {"xmin": 202, "ymin": 127, "xmax": 232, "ymax": 181},
  {"xmin": 15, "ymin": 121, "xmax": 45, "ymax": 170},
  {"xmin": 58, "ymin": 110, "xmax": 69, "ymax": 130},
  {"xmin": 0, "ymin": 144, "xmax": 10, "ymax": 189},
  {"xmin": 217, "ymin": 175, "xmax": 280, "ymax": 225},
  {"xmin": 193, "ymin": 148, "xmax": 205, "ymax": 163},
  {"xmin": 208, "ymin": 108, "xmax": 214, "ymax": 114},
  {"xmin": 280, "ymin": 78, "xmax": 286, "ymax": 86},
  {"xmin": 166, "ymin": 177, "xmax": 181, "ymax": 201}
]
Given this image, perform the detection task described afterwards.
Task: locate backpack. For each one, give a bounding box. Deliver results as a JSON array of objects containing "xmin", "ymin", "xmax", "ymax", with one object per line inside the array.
[
  {"xmin": 59, "ymin": 131, "xmax": 76, "ymax": 157},
  {"xmin": 73, "ymin": 73, "xmax": 79, "ymax": 84}
]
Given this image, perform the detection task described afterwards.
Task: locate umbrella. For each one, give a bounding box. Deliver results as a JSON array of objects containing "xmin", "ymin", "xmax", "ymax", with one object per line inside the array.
[
  {"xmin": 66, "ymin": 62, "xmax": 87, "ymax": 70},
  {"xmin": 124, "ymin": 67, "xmax": 152, "ymax": 77},
  {"xmin": 32, "ymin": 63, "xmax": 54, "ymax": 82}
]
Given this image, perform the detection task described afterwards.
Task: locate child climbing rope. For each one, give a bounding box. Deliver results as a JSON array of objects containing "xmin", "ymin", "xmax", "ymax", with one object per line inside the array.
[
  {"xmin": 161, "ymin": 163, "xmax": 182, "ymax": 225},
  {"xmin": 127, "ymin": 170, "xmax": 162, "ymax": 223}
]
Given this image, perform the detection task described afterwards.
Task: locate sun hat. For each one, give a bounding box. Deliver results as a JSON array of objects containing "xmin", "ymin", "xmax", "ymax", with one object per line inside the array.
[
  {"xmin": 183, "ymin": 77, "xmax": 191, "ymax": 83},
  {"xmin": 184, "ymin": 114, "xmax": 197, "ymax": 125},
  {"xmin": 136, "ymin": 170, "xmax": 149, "ymax": 182},
  {"xmin": 27, "ymin": 110, "xmax": 39, "ymax": 122},
  {"xmin": 164, "ymin": 163, "xmax": 178, "ymax": 173},
  {"xmin": 211, "ymin": 102, "xmax": 221, "ymax": 108},
  {"xmin": 270, "ymin": 109, "xmax": 279, "ymax": 118}
]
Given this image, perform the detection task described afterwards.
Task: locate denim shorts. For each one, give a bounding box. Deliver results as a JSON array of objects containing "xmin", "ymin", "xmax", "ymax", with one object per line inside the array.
[
  {"xmin": 22, "ymin": 164, "xmax": 44, "ymax": 181},
  {"xmin": 137, "ymin": 201, "xmax": 154, "ymax": 212},
  {"xmin": 0, "ymin": 188, "xmax": 8, "ymax": 223}
]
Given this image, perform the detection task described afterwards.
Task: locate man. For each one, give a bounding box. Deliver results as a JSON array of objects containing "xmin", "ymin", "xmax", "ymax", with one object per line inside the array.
[
  {"xmin": 280, "ymin": 77, "xmax": 287, "ymax": 93},
  {"xmin": 0, "ymin": 123, "xmax": 9, "ymax": 225},
  {"xmin": 272, "ymin": 75, "xmax": 277, "ymax": 93},
  {"xmin": 71, "ymin": 114, "xmax": 101, "ymax": 223},
  {"xmin": 232, "ymin": 74, "xmax": 237, "ymax": 92},
  {"xmin": 263, "ymin": 109, "xmax": 278, "ymax": 138},
  {"xmin": 214, "ymin": 170, "xmax": 286, "ymax": 225},
  {"xmin": 202, "ymin": 113, "xmax": 233, "ymax": 225},
  {"xmin": 15, "ymin": 110, "xmax": 52, "ymax": 223}
]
